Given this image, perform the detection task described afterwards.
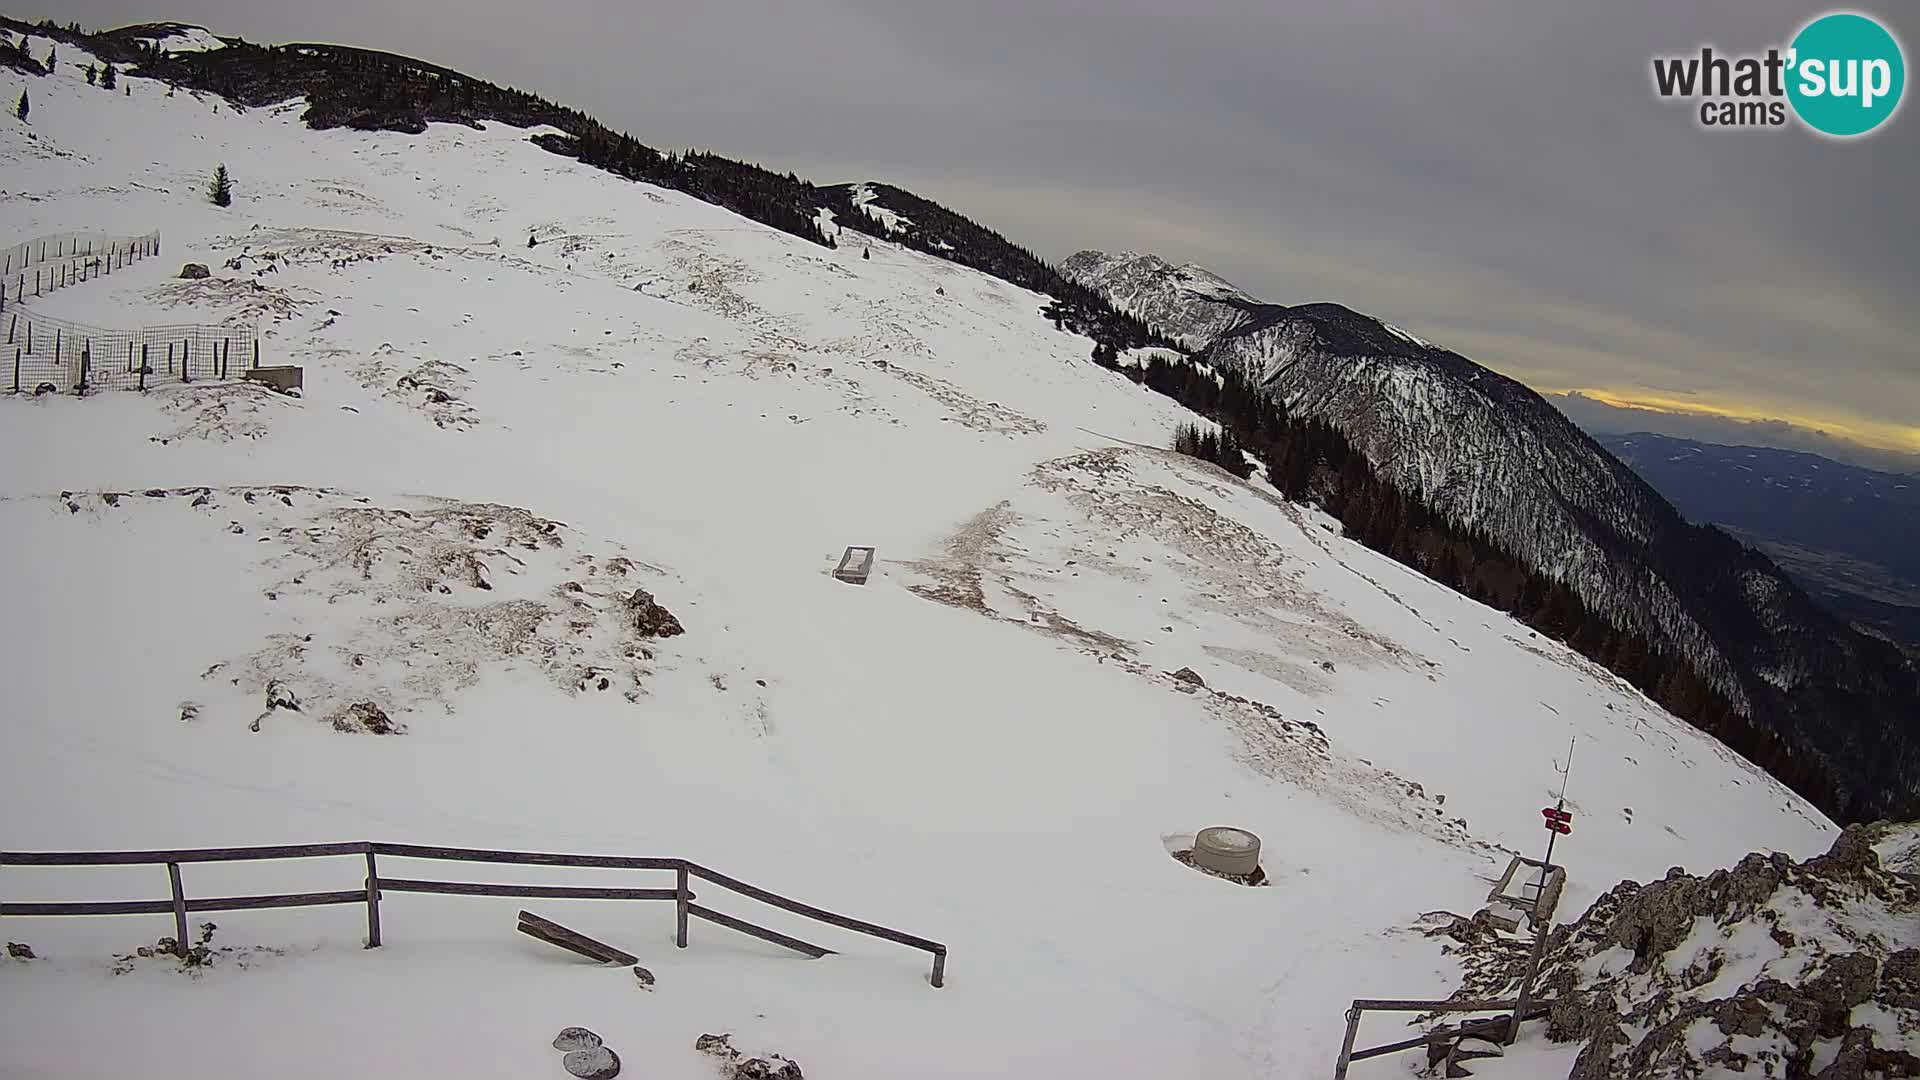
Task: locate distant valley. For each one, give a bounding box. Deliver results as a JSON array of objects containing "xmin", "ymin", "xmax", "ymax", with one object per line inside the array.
[{"xmin": 1598, "ymin": 432, "xmax": 1920, "ymax": 650}]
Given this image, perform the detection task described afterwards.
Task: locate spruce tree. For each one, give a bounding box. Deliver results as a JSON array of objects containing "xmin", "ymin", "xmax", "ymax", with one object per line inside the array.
[
  {"xmin": 101, "ymin": 63, "xmax": 116, "ymax": 90},
  {"xmin": 86, "ymin": 63, "xmax": 97, "ymax": 85},
  {"xmin": 46, "ymin": 46, "xmax": 55, "ymax": 73},
  {"xmin": 15, "ymin": 88, "xmax": 27, "ymax": 123},
  {"xmin": 208, "ymin": 163, "xmax": 232, "ymax": 207}
]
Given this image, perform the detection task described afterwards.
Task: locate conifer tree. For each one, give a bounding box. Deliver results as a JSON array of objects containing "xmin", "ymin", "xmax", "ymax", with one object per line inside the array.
[
  {"xmin": 15, "ymin": 87, "xmax": 27, "ymax": 123},
  {"xmin": 208, "ymin": 163, "xmax": 232, "ymax": 207},
  {"xmin": 101, "ymin": 62, "xmax": 116, "ymax": 90},
  {"xmin": 46, "ymin": 45, "xmax": 55, "ymax": 73},
  {"xmin": 85, "ymin": 63, "xmax": 97, "ymax": 85}
]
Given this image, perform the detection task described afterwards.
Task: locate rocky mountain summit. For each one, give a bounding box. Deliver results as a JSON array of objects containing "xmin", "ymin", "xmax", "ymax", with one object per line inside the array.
[{"xmin": 1444, "ymin": 823, "xmax": 1920, "ymax": 1078}]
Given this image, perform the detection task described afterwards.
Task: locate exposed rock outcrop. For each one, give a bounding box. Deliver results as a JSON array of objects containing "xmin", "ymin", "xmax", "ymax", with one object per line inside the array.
[{"xmin": 1441, "ymin": 822, "xmax": 1920, "ymax": 1078}]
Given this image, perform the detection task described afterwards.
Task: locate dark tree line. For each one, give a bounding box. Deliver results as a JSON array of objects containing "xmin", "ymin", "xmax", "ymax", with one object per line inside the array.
[
  {"xmin": 1135, "ymin": 349, "xmax": 1844, "ymax": 814},
  {"xmin": 821, "ymin": 183, "xmax": 1177, "ymax": 352}
]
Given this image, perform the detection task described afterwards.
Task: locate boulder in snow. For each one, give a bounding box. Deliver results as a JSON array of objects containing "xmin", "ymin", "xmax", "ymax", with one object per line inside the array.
[{"xmin": 562, "ymin": 1047, "xmax": 620, "ymax": 1079}]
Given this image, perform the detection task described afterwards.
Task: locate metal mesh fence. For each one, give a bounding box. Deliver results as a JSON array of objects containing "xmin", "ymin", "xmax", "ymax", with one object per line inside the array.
[
  {"xmin": 0, "ymin": 231, "xmax": 164, "ymax": 306},
  {"xmin": 3, "ymin": 307, "xmax": 261, "ymax": 394}
]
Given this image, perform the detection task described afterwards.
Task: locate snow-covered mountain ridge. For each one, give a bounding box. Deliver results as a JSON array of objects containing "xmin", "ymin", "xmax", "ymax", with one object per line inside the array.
[
  {"xmin": 0, "ymin": 21, "xmax": 1860, "ymax": 1080},
  {"xmin": 1061, "ymin": 249, "xmax": 1920, "ymax": 825}
]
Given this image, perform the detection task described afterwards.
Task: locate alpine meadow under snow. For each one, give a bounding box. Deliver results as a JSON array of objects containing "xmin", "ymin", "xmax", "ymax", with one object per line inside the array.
[{"xmin": 0, "ymin": 22, "xmax": 1881, "ymax": 1080}]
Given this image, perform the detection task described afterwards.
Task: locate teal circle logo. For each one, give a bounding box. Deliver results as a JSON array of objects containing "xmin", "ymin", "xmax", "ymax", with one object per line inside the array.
[{"xmin": 1787, "ymin": 12, "xmax": 1905, "ymax": 136}]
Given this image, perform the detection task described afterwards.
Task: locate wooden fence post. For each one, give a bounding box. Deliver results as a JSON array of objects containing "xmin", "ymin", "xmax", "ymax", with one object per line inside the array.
[
  {"xmin": 11, "ymin": 347, "xmax": 19, "ymax": 393},
  {"xmin": 127, "ymin": 341, "xmax": 134, "ymax": 374},
  {"xmin": 222, "ymin": 338, "xmax": 230, "ymax": 379},
  {"xmin": 139, "ymin": 344, "xmax": 148, "ymax": 391},
  {"xmin": 675, "ymin": 864, "xmax": 690, "ymax": 948},
  {"xmin": 1506, "ymin": 922, "xmax": 1552, "ymax": 1045},
  {"xmin": 364, "ymin": 848, "xmax": 383, "ymax": 948},
  {"xmin": 166, "ymin": 862, "xmax": 190, "ymax": 958},
  {"xmin": 1332, "ymin": 1004, "xmax": 1362, "ymax": 1080},
  {"xmin": 252, "ymin": 338, "xmax": 259, "ymax": 370},
  {"xmin": 78, "ymin": 340, "xmax": 89, "ymax": 394}
]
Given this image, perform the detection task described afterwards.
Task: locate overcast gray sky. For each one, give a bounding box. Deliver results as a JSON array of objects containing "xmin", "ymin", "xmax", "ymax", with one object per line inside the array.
[{"xmin": 19, "ymin": 0, "xmax": 1919, "ymax": 463}]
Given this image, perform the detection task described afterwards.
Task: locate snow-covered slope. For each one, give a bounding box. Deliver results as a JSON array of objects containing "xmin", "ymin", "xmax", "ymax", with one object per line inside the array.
[
  {"xmin": 0, "ymin": 31, "xmax": 1836, "ymax": 1080},
  {"xmin": 1062, "ymin": 250, "xmax": 1920, "ymax": 825}
]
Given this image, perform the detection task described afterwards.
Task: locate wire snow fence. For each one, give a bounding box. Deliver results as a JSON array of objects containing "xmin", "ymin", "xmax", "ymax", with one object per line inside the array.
[
  {"xmin": 3, "ymin": 307, "xmax": 260, "ymax": 394},
  {"xmin": 0, "ymin": 231, "xmax": 162, "ymax": 307}
]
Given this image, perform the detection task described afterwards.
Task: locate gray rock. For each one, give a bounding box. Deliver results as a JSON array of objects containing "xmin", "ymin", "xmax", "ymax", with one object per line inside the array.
[
  {"xmin": 631, "ymin": 965, "xmax": 655, "ymax": 990},
  {"xmin": 6, "ymin": 942, "xmax": 35, "ymax": 960},
  {"xmin": 562, "ymin": 1046, "xmax": 620, "ymax": 1079},
  {"xmin": 1879, "ymin": 948, "xmax": 1920, "ymax": 1010},
  {"xmin": 552, "ymin": 1027, "xmax": 603, "ymax": 1053},
  {"xmin": 1170, "ymin": 667, "xmax": 1205, "ymax": 687},
  {"xmin": 1805, "ymin": 952, "xmax": 1879, "ymax": 1018},
  {"xmin": 179, "ymin": 263, "xmax": 211, "ymax": 280}
]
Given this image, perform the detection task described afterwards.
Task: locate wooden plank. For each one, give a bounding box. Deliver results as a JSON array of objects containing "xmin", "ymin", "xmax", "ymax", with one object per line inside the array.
[
  {"xmin": 1, "ymin": 842, "xmax": 370, "ymax": 866},
  {"xmin": 2, "ymin": 899, "xmax": 177, "ymax": 916},
  {"xmin": 372, "ymin": 843, "xmax": 681, "ymax": 871},
  {"xmin": 1349, "ymin": 998, "xmax": 1526, "ymax": 1013},
  {"xmin": 686, "ymin": 902, "xmax": 834, "ymax": 959},
  {"xmin": 188, "ymin": 890, "xmax": 368, "ymax": 913},
  {"xmin": 515, "ymin": 920, "xmax": 634, "ymax": 965},
  {"xmin": 686, "ymin": 863, "xmax": 942, "ymax": 954},
  {"xmin": 381, "ymin": 878, "xmax": 680, "ymax": 902},
  {"xmin": 3, "ymin": 891, "xmax": 368, "ymax": 917},
  {"xmin": 515, "ymin": 910, "xmax": 637, "ymax": 965}
]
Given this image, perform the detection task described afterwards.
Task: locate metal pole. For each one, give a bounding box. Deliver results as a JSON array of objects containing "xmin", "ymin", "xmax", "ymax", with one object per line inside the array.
[
  {"xmin": 166, "ymin": 863, "xmax": 191, "ymax": 958},
  {"xmin": 930, "ymin": 947, "xmax": 946, "ymax": 989}
]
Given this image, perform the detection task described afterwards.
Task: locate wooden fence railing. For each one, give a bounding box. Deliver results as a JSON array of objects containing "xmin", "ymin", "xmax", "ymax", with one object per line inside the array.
[
  {"xmin": 1330, "ymin": 997, "xmax": 1552, "ymax": 1078},
  {"xmin": 0, "ymin": 841, "xmax": 946, "ymax": 987}
]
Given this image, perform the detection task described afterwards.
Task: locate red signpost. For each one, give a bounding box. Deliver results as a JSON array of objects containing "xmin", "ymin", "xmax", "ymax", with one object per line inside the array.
[{"xmin": 1541, "ymin": 806, "xmax": 1573, "ymax": 835}]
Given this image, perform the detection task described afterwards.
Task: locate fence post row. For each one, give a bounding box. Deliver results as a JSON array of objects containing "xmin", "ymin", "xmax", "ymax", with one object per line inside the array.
[{"xmin": 0, "ymin": 843, "xmax": 946, "ymax": 987}]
